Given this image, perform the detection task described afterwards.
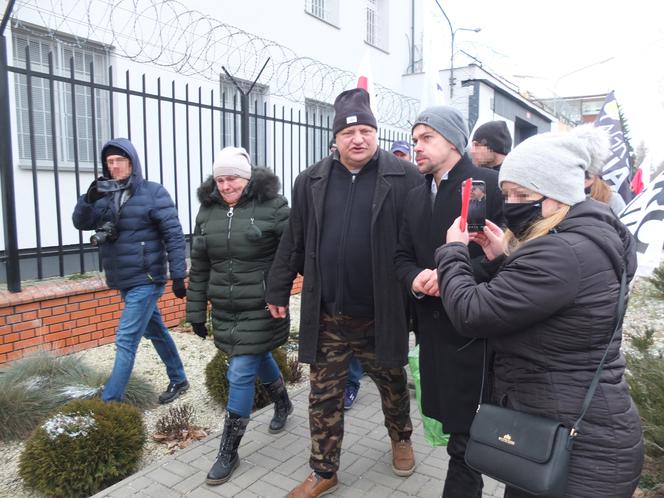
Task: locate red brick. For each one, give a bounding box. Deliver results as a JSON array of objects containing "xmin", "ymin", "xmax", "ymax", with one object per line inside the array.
[
  {"xmin": 12, "ymin": 320, "xmax": 41, "ymax": 333},
  {"xmin": 65, "ymin": 303, "xmax": 80, "ymax": 312},
  {"xmin": 0, "ymin": 307, "xmax": 12, "ymax": 317},
  {"xmin": 43, "ymin": 314, "xmax": 71, "ymax": 326},
  {"xmin": 51, "ymin": 305, "xmax": 67, "ymax": 315},
  {"xmin": 42, "ymin": 297, "xmax": 68, "ymax": 308},
  {"xmin": 76, "ymin": 318, "xmax": 90, "ymax": 327},
  {"xmin": 48, "ymin": 322, "xmax": 65, "ymax": 333},
  {"xmin": 19, "ymin": 330, "xmax": 36, "ymax": 340},
  {"xmin": 6, "ymin": 315, "xmax": 21, "ymax": 325},
  {"xmin": 0, "ymin": 353, "xmax": 6, "ymax": 363},
  {"xmin": 15, "ymin": 302, "xmax": 40, "ymax": 313},
  {"xmin": 21, "ymin": 311, "xmax": 38, "ymax": 321},
  {"xmin": 97, "ymin": 297, "xmax": 110, "ymax": 306},
  {"xmin": 46, "ymin": 331, "xmax": 70, "ymax": 342},
  {"xmin": 69, "ymin": 309, "xmax": 96, "ymax": 321},
  {"xmin": 14, "ymin": 337, "xmax": 44, "ymax": 350},
  {"xmin": 37, "ymin": 308, "xmax": 53, "ymax": 318},
  {"xmin": 65, "ymin": 336, "xmax": 79, "ymax": 346},
  {"xmin": 0, "ymin": 343, "xmax": 13, "ymax": 354},
  {"xmin": 68, "ymin": 293, "xmax": 93, "ymax": 303},
  {"xmin": 6, "ymin": 350, "xmax": 25, "ymax": 362},
  {"xmin": 99, "ymin": 335, "xmax": 115, "ymax": 346},
  {"xmin": 75, "ymin": 324, "xmax": 97, "ymax": 335},
  {"xmin": 3, "ymin": 332, "xmax": 20, "ymax": 343},
  {"xmin": 78, "ymin": 300, "xmax": 99, "ymax": 310}
]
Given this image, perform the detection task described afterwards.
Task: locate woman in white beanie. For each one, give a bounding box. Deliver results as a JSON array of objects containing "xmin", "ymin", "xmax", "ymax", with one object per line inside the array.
[
  {"xmin": 434, "ymin": 125, "xmax": 643, "ymax": 497},
  {"xmin": 185, "ymin": 146, "xmax": 292, "ymax": 486}
]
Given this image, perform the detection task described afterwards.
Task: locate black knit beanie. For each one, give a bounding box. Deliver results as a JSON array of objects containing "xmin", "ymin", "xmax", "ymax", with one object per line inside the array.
[
  {"xmin": 472, "ymin": 121, "xmax": 512, "ymax": 155},
  {"xmin": 332, "ymin": 88, "xmax": 377, "ymax": 135}
]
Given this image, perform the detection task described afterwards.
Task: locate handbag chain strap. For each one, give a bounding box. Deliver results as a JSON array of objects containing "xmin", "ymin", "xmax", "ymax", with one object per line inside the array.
[{"xmin": 478, "ymin": 265, "xmax": 628, "ymax": 440}]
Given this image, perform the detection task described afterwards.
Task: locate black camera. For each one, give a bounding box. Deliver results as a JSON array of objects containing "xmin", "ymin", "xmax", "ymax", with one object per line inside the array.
[{"xmin": 90, "ymin": 221, "xmax": 118, "ymax": 247}]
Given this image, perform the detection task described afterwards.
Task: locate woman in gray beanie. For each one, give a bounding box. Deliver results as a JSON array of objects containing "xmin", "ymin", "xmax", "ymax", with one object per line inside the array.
[{"xmin": 434, "ymin": 125, "xmax": 643, "ymax": 497}]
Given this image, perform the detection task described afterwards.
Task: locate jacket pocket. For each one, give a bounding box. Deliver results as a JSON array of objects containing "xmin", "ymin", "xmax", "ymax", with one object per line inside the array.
[{"xmin": 192, "ymin": 235, "xmax": 207, "ymax": 255}]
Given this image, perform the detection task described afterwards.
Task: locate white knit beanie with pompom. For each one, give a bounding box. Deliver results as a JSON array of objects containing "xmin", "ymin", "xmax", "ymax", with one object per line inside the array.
[{"xmin": 499, "ymin": 124, "xmax": 610, "ymax": 205}]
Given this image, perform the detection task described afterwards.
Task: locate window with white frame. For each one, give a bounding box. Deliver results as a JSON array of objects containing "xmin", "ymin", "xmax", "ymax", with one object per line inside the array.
[
  {"xmin": 304, "ymin": 0, "xmax": 340, "ymax": 26},
  {"xmin": 305, "ymin": 99, "xmax": 334, "ymax": 166},
  {"xmin": 220, "ymin": 78, "xmax": 268, "ymax": 166},
  {"xmin": 12, "ymin": 26, "xmax": 110, "ymax": 168},
  {"xmin": 365, "ymin": 0, "xmax": 388, "ymax": 51}
]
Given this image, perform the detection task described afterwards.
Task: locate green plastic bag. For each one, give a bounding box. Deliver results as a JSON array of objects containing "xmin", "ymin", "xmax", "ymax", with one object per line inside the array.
[{"xmin": 408, "ymin": 345, "xmax": 449, "ymax": 446}]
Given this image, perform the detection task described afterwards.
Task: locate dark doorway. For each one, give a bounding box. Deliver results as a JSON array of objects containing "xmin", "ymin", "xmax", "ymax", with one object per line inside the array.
[{"xmin": 514, "ymin": 117, "xmax": 538, "ymax": 146}]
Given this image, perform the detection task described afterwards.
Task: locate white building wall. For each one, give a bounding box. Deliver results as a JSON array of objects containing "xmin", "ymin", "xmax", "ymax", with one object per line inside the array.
[{"xmin": 3, "ymin": 0, "xmax": 420, "ymax": 254}]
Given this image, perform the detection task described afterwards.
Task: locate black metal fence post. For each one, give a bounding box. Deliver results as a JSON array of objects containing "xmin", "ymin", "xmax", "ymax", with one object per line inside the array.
[{"xmin": 0, "ymin": 0, "xmax": 21, "ymax": 291}]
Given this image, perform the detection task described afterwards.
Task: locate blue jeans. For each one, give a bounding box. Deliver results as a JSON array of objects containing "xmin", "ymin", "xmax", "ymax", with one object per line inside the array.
[
  {"xmin": 102, "ymin": 284, "xmax": 187, "ymax": 402},
  {"xmin": 226, "ymin": 352, "xmax": 282, "ymax": 417},
  {"xmin": 346, "ymin": 354, "xmax": 364, "ymax": 390}
]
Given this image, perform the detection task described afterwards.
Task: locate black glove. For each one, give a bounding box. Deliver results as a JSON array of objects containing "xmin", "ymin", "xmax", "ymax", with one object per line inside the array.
[
  {"xmin": 191, "ymin": 322, "xmax": 208, "ymax": 339},
  {"xmin": 85, "ymin": 177, "xmax": 106, "ymax": 203},
  {"xmin": 172, "ymin": 278, "xmax": 187, "ymax": 299}
]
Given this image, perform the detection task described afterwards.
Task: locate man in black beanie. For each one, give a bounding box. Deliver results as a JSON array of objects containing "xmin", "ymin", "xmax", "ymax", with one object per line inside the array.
[
  {"xmin": 267, "ymin": 88, "xmax": 422, "ymax": 497},
  {"xmin": 470, "ymin": 120, "xmax": 512, "ymax": 171}
]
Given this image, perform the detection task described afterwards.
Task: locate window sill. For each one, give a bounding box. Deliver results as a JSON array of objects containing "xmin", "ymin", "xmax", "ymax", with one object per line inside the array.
[
  {"xmin": 304, "ymin": 10, "xmax": 340, "ymax": 29},
  {"xmin": 364, "ymin": 40, "xmax": 389, "ymax": 55},
  {"xmin": 18, "ymin": 162, "xmax": 99, "ymax": 173}
]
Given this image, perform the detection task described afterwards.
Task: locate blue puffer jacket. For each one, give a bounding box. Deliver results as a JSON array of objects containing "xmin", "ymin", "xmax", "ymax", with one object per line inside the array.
[{"xmin": 72, "ymin": 138, "xmax": 186, "ymax": 290}]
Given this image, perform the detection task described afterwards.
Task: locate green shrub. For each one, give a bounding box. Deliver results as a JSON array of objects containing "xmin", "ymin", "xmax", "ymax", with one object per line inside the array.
[
  {"xmin": 626, "ymin": 327, "xmax": 664, "ymax": 457},
  {"xmin": 648, "ymin": 260, "xmax": 664, "ymax": 298},
  {"xmin": 19, "ymin": 398, "xmax": 146, "ymax": 497},
  {"xmin": 0, "ymin": 352, "xmax": 157, "ymax": 441},
  {"xmin": 205, "ymin": 346, "xmax": 293, "ymax": 410}
]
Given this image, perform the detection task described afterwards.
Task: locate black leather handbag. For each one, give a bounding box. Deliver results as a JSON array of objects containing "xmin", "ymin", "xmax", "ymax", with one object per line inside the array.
[{"xmin": 465, "ymin": 269, "xmax": 627, "ymax": 497}]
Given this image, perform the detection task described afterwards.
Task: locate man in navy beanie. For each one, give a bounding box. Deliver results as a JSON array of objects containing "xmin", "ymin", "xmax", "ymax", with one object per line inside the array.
[{"xmin": 267, "ymin": 88, "xmax": 422, "ymax": 497}]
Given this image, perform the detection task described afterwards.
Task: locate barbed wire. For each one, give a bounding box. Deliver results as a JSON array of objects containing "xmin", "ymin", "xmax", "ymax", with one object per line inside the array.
[{"xmin": 11, "ymin": 0, "xmax": 419, "ymax": 127}]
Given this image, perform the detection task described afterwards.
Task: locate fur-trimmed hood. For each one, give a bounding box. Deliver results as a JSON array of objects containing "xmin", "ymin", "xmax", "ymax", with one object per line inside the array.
[{"xmin": 197, "ymin": 167, "xmax": 282, "ymax": 207}]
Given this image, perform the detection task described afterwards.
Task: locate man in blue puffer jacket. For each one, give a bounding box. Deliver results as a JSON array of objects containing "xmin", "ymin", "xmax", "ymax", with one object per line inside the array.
[{"xmin": 73, "ymin": 138, "xmax": 189, "ymax": 404}]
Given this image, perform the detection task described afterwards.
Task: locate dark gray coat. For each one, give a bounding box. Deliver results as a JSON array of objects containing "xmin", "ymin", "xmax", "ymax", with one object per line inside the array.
[
  {"xmin": 435, "ymin": 200, "xmax": 643, "ymax": 497},
  {"xmin": 266, "ymin": 149, "xmax": 423, "ymax": 367},
  {"xmin": 394, "ymin": 153, "xmax": 503, "ymax": 433}
]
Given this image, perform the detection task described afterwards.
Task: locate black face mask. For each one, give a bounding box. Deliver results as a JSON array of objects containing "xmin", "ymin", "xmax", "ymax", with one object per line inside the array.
[
  {"xmin": 584, "ymin": 186, "xmax": 592, "ymax": 195},
  {"xmin": 503, "ymin": 197, "xmax": 545, "ymax": 238}
]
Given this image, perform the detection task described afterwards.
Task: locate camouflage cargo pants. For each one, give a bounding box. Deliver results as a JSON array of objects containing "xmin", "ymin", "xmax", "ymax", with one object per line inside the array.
[{"xmin": 308, "ymin": 315, "xmax": 412, "ymax": 473}]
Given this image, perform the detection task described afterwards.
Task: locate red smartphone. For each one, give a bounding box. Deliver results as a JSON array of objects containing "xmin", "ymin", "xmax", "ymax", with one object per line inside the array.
[
  {"xmin": 467, "ymin": 180, "xmax": 487, "ymax": 232},
  {"xmin": 460, "ymin": 178, "xmax": 472, "ymax": 231}
]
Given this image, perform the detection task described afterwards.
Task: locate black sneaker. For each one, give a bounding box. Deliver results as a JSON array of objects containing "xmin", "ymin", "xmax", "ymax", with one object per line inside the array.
[{"xmin": 158, "ymin": 380, "xmax": 189, "ymax": 404}]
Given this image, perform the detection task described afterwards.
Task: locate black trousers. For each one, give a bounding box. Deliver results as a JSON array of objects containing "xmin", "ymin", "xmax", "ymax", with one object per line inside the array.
[{"xmin": 442, "ymin": 432, "xmax": 483, "ymax": 498}]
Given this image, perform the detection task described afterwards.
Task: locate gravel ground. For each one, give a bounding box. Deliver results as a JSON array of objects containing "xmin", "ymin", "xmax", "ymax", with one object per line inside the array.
[
  {"xmin": 1, "ymin": 278, "xmax": 663, "ymax": 497},
  {"xmin": 0, "ymin": 295, "xmax": 304, "ymax": 498}
]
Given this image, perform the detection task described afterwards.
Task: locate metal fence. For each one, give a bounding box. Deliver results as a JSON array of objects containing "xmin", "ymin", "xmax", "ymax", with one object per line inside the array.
[{"xmin": 0, "ymin": 45, "xmax": 410, "ymax": 291}]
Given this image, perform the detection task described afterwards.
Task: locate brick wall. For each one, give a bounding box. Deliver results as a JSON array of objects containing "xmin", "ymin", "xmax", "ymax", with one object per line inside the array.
[{"xmin": 0, "ymin": 274, "xmax": 303, "ymax": 366}]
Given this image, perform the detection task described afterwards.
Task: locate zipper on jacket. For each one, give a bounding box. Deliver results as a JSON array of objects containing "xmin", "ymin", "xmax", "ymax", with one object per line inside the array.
[
  {"xmin": 227, "ymin": 206, "xmax": 234, "ymax": 308},
  {"xmin": 334, "ymin": 173, "xmax": 357, "ymax": 315}
]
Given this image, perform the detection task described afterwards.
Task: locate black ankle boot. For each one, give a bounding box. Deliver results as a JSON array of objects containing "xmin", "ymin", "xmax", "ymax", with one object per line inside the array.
[
  {"xmin": 265, "ymin": 376, "xmax": 293, "ymax": 433},
  {"xmin": 206, "ymin": 413, "xmax": 249, "ymax": 485}
]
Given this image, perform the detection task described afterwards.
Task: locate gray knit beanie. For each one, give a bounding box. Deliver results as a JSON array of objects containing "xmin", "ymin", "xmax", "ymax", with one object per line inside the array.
[
  {"xmin": 213, "ymin": 146, "xmax": 252, "ymax": 179},
  {"xmin": 412, "ymin": 106, "xmax": 469, "ymax": 153},
  {"xmin": 499, "ymin": 124, "xmax": 610, "ymax": 205}
]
